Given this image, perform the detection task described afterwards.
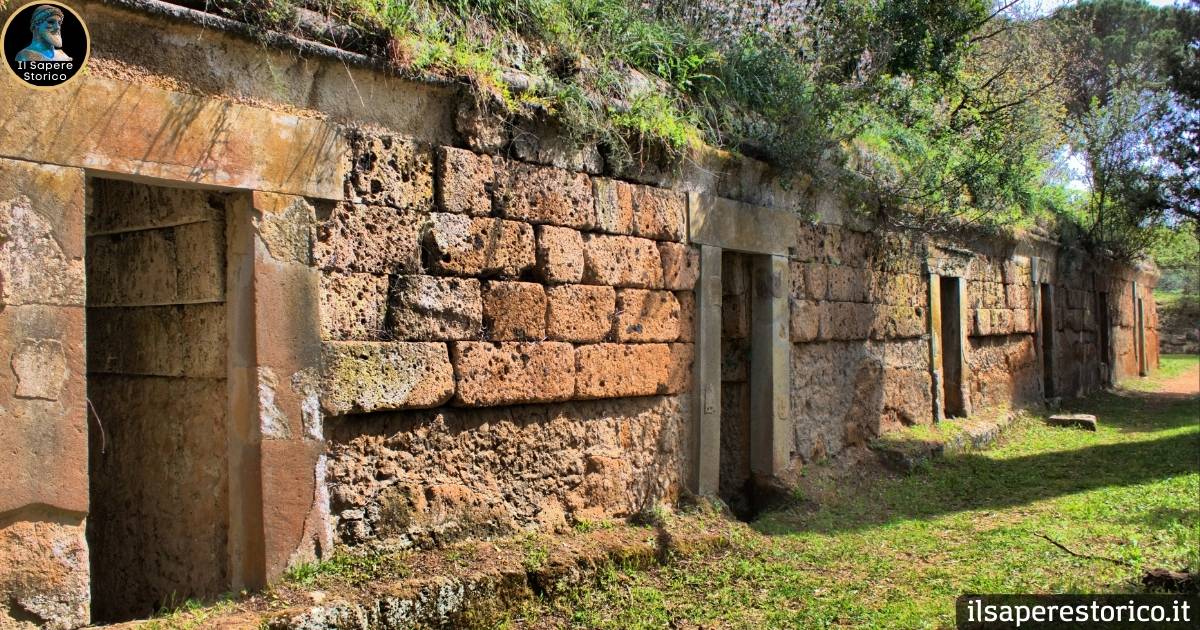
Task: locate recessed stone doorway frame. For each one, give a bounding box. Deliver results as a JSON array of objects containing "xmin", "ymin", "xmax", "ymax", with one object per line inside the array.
[{"xmin": 687, "ymin": 194, "xmax": 795, "ymax": 497}]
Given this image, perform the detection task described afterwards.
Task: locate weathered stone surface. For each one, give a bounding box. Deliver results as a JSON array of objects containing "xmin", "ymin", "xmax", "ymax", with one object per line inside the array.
[
  {"xmin": 0, "ymin": 75, "xmax": 346, "ymax": 199},
  {"xmin": 387, "ymin": 276, "xmax": 482, "ymax": 341},
  {"xmin": 86, "ymin": 227, "xmax": 202, "ymax": 306},
  {"xmin": 451, "ymin": 341, "xmax": 575, "ymax": 406},
  {"xmin": 791, "ymin": 339, "xmax": 932, "ymax": 463},
  {"xmin": 839, "ymin": 230, "xmax": 871, "ymax": 265},
  {"xmin": 320, "ymin": 272, "xmax": 389, "ymax": 341},
  {"xmin": 689, "ymin": 194, "xmax": 806, "ymax": 255},
  {"xmin": 592, "ymin": 178, "xmax": 634, "ymax": 235},
  {"xmin": 87, "ymin": 304, "xmax": 226, "ymax": 378},
  {"xmin": 455, "ymin": 98, "xmax": 509, "ymax": 154},
  {"xmin": 325, "ymin": 396, "xmax": 687, "ymax": 545},
  {"xmin": 615, "ymin": 289, "xmax": 681, "ymax": 342},
  {"xmin": 633, "ymin": 186, "xmax": 686, "ymax": 241},
  {"xmin": 581, "ymin": 234, "xmax": 663, "ymax": 288},
  {"xmin": 966, "ymin": 335, "xmax": 1040, "ymax": 410},
  {"xmin": 89, "ymin": 179, "xmax": 223, "ymax": 235},
  {"xmin": 659, "ymin": 242, "xmax": 700, "ymax": 291},
  {"xmin": 722, "ymin": 297, "xmax": 750, "ymax": 339},
  {"xmin": 495, "ymin": 161, "xmax": 594, "ymax": 229},
  {"xmin": 871, "ymin": 306, "xmax": 926, "ymax": 340},
  {"xmin": 321, "ymin": 342, "xmax": 455, "ymax": 414},
  {"xmin": 879, "ymin": 368, "xmax": 934, "ymax": 433},
  {"xmin": 87, "ymin": 374, "xmax": 230, "ymax": 621},
  {"xmin": 828, "ymin": 265, "xmax": 866, "ymax": 303},
  {"xmin": 482, "ymin": 281, "xmax": 547, "ymax": 341},
  {"xmin": 253, "ymin": 192, "xmax": 316, "ymax": 266},
  {"xmin": 422, "ymin": 213, "xmax": 535, "ymax": 278},
  {"xmin": 346, "ymin": 135, "xmax": 434, "ymax": 211},
  {"xmin": 722, "ymin": 338, "xmax": 750, "ymax": 383},
  {"xmin": 663, "ymin": 343, "xmax": 695, "ymax": 395},
  {"xmin": 0, "ymin": 516, "xmax": 89, "ymax": 629},
  {"xmin": 178, "ymin": 220, "xmax": 228, "ymax": 300},
  {"xmin": 437, "ymin": 146, "xmax": 494, "ymax": 216},
  {"xmin": 510, "ymin": 117, "xmax": 605, "ymax": 173},
  {"xmin": 259, "ymin": 439, "xmax": 332, "ymax": 582},
  {"xmin": 1, "ymin": 306, "xmax": 89, "ymax": 515},
  {"xmin": 1006, "ymin": 283, "xmax": 1032, "ymax": 309},
  {"xmin": 0, "ymin": 161, "xmax": 84, "ymax": 307},
  {"xmin": 316, "ymin": 204, "xmax": 423, "ymax": 274},
  {"xmin": 790, "ymin": 299, "xmax": 820, "ymax": 342},
  {"xmin": 802, "ymin": 263, "xmax": 829, "ymax": 301},
  {"xmin": 535, "ymin": 225, "xmax": 585, "ymax": 284},
  {"xmin": 546, "ymin": 284, "xmax": 615, "ymax": 343},
  {"xmin": 1047, "ymin": 413, "xmax": 1098, "ymax": 431},
  {"xmin": 11, "ymin": 339, "xmax": 68, "ymax": 401},
  {"xmin": 723, "ymin": 252, "xmax": 749, "ymax": 297},
  {"xmin": 819, "ymin": 302, "xmax": 874, "ymax": 340},
  {"xmin": 676, "ymin": 291, "xmax": 696, "ymax": 343},
  {"xmin": 576, "ymin": 343, "xmax": 671, "ymax": 399}
]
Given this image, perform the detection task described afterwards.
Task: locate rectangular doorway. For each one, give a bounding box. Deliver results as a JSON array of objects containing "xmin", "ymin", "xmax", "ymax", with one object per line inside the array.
[
  {"xmin": 1136, "ymin": 297, "xmax": 1148, "ymax": 376},
  {"xmin": 939, "ymin": 276, "xmax": 965, "ymax": 418},
  {"xmin": 1097, "ymin": 292, "xmax": 1111, "ymax": 384},
  {"xmin": 1040, "ymin": 283, "xmax": 1056, "ymax": 398},
  {"xmin": 86, "ymin": 179, "xmax": 232, "ymax": 621},
  {"xmin": 718, "ymin": 251, "xmax": 753, "ymax": 518}
]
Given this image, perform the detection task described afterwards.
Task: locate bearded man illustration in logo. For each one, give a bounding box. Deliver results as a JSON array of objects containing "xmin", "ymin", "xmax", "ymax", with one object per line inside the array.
[{"xmin": 15, "ymin": 5, "xmax": 73, "ymax": 62}]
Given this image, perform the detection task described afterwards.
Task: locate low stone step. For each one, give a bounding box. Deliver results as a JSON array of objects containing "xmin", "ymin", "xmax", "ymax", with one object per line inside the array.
[
  {"xmin": 1046, "ymin": 413, "xmax": 1098, "ymax": 431},
  {"xmin": 871, "ymin": 411, "xmax": 1020, "ymax": 474}
]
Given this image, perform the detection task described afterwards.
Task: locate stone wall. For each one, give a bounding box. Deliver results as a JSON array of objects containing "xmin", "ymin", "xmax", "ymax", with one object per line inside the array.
[
  {"xmin": 319, "ymin": 133, "xmax": 697, "ymax": 545},
  {"xmin": 787, "ymin": 225, "xmax": 932, "ymax": 462},
  {"xmin": 0, "ymin": 2, "xmax": 1164, "ymax": 623},
  {"xmin": 1047, "ymin": 254, "xmax": 1160, "ymax": 396},
  {"xmin": 783, "ymin": 225, "xmax": 1157, "ymax": 467},
  {"xmin": 960, "ymin": 250, "xmax": 1040, "ymax": 412},
  {"xmin": 0, "ymin": 158, "xmax": 89, "ymax": 629},
  {"xmin": 326, "ymin": 396, "xmax": 688, "ymax": 546},
  {"xmin": 85, "ymin": 180, "xmax": 231, "ymax": 621}
]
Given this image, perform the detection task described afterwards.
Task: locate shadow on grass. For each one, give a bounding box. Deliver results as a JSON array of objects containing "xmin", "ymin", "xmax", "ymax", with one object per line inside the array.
[{"xmin": 757, "ymin": 389, "xmax": 1200, "ymax": 537}]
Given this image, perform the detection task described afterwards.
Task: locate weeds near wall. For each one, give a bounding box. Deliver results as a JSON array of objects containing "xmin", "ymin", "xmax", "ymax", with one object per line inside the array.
[{"xmin": 186, "ymin": 0, "xmax": 1195, "ymax": 260}]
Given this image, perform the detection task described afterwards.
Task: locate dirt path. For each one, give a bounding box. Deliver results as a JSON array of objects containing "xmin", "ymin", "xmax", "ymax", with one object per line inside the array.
[{"xmin": 1159, "ymin": 362, "xmax": 1200, "ymax": 396}]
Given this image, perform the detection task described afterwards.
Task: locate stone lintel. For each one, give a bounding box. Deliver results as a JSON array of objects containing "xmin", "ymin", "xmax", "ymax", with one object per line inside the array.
[
  {"xmin": 0, "ymin": 75, "xmax": 346, "ymax": 200},
  {"xmin": 688, "ymin": 193, "xmax": 804, "ymax": 256}
]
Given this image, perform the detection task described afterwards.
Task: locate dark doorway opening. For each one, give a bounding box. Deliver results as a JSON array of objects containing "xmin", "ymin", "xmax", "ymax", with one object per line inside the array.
[
  {"xmin": 86, "ymin": 179, "xmax": 232, "ymax": 621},
  {"xmin": 1040, "ymin": 283, "xmax": 1056, "ymax": 398},
  {"xmin": 939, "ymin": 276, "xmax": 965, "ymax": 418},
  {"xmin": 1136, "ymin": 297, "xmax": 1147, "ymax": 375},
  {"xmin": 1097, "ymin": 292, "xmax": 1111, "ymax": 384},
  {"xmin": 718, "ymin": 251, "xmax": 756, "ymax": 520}
]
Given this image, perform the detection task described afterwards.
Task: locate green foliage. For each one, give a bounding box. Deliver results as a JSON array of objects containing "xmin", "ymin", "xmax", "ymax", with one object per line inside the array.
[
  {"xmin": 879, "ymin": 0, "xmax": 990, "ymax": 76},
  {"xmin": 525, "ymin": 361, "xmax": 1200, "ymax": 627},
  {"xmin": 1052, "ymin": 0, "xmax": 1198, "ymax": 259},
  {"xmin": 201, "ymin": 0, "xmax": 1194, "ymax": 252},
  {"xmin": 282, "ymin": 548, "xmax": 410, "ymax": 587},
  {"xmin": 521, "ymin": 534, "xmax": 550, "ymax": 572},
  {"xmin": 1151, "ymin": 226, "xmax": 1200, "ymax": 294}
]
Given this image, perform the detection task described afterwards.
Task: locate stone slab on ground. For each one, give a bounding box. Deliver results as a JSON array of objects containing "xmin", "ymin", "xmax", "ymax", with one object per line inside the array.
[{"xmin": 1046, "ymin": 414, "xmax": 1098, "ymax": 431}]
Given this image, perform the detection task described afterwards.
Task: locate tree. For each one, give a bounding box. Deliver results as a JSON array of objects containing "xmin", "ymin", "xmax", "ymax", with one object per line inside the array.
[{"xmin": 1053, "ymin": 0, "xmax": 1196, "ymax": 258}]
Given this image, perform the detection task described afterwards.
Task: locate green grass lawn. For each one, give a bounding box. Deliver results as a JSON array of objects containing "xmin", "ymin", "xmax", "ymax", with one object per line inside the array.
[{"xmin": 517, "ymin": 356, "xmax": 1200, "ymax": 629}]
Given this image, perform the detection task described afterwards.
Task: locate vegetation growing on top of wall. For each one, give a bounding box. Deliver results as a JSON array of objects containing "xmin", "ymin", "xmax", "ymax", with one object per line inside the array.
[{"xmin": 161, "ymin": 2, "xmax": 1195, "ymax": 260}]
